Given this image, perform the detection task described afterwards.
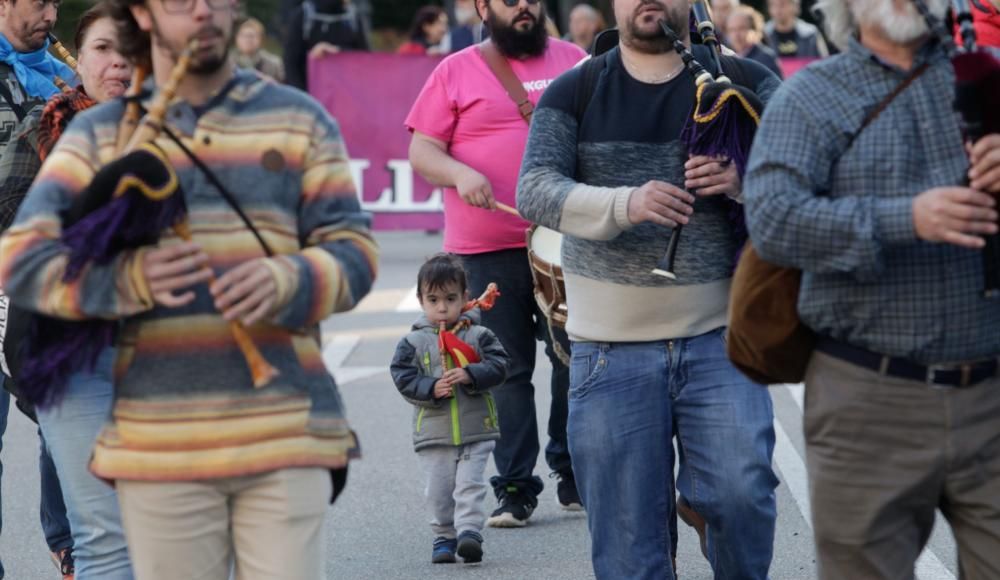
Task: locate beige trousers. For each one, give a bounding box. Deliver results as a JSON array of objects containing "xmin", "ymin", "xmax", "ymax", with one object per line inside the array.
[
  {"xmin": 805, "ymin": 351, "xmax": 1000, "ymax": 580},
  {"xmin": 117, "ymin": 467, "xmax": 331, "ymax": 580}
]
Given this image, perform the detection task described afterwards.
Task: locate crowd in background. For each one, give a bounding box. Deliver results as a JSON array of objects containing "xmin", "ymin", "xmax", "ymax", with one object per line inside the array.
[{"xmin": 234, "ymin": 0, "xmax": 847, "ymax": 91}]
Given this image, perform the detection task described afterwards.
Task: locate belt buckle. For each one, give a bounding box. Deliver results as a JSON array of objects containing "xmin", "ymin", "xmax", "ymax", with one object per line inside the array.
[{"xmin": 925, "ymin": 364, "xmax": 970, "ymax": 388}]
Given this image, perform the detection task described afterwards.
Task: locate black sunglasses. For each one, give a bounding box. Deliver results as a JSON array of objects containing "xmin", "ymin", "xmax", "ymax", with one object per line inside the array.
[{"xmin": 500, "ymin": 0, "xmax": 540, "ymax": 6}]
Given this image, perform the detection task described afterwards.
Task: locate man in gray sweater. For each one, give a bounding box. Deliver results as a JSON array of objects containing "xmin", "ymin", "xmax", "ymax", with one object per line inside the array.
[{"xmin": 516, "ymin": 0, "xmax": 780, "ymax": 577}]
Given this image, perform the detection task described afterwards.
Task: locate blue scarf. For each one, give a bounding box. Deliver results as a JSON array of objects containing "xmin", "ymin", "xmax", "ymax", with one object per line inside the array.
[{"xmin": 0, "ymin": 34, "xmax": 77, "ymax": 100}]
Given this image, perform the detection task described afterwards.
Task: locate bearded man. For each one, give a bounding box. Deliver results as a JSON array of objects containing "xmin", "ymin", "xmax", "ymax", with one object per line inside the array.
[
  {"xmin": 744, "ymin": 0, "xmax": 1000, "ymax": 575},
  {"xmin": 516, "ymin": 0, "xmax": 780, "ymax": 576},
  {"xmin": 406, "ymin": 0, "xmax": 585, "ymax": 527},
  {"xmin": 0, "ymin": 0, "xmax": 378, "ymax": 575}
]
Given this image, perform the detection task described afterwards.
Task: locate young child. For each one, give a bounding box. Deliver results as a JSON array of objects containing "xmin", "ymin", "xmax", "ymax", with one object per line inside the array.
[{"xmin": 390, "ymin": 253, "xmax": 510, "ymax": 564}]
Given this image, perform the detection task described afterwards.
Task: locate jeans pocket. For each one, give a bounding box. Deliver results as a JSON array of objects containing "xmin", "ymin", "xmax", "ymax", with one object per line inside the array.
[{"xmin": 569, "ymin": 346, "xmax": 608, "ymax": 400}]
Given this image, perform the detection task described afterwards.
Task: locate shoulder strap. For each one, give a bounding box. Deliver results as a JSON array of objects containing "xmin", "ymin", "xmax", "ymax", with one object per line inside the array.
[
  {"xmin": 846, "ymin": 62, "xmax": 930, "ymax": 149},
  {"xmin": 301, "ymin": 0, "xmax": 315, "ymax": 38},
  {"xmin": 0, "ymin": 79, "xmax": 26, "ymax": 123},
  {"xmin": 574, "ymin": 51, "xmax": 608, "ymax": 129},
  {"xmin": 161, "ymin": 126, "xmax": 275, "ymax": 257},
  {"xmin": 478, "ymin": 41, "xmax": 533, "ymax": 124},
  {"xmin": 717, "ymin": 54, "xmax": 751, "ymax": 88}
]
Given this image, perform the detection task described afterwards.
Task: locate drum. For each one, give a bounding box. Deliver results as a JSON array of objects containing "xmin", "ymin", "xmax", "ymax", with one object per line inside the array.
[{"xmin": 526, "ymin": 225, "xmax": 567, "ymax": 328}]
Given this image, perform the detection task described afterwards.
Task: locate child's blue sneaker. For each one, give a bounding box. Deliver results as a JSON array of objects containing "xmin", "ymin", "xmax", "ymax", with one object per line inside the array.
[
  {"xmin": 456, "ymin": 530, "xmax": 483, "ymax": 563},
  {"xmin": 432, "ymin": 537, "xmax": 457, "ymax": 564}
]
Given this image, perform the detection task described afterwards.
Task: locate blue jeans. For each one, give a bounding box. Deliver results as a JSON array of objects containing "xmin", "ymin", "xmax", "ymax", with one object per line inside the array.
[
  {"xmin": 36, "ymin": 349, "xmax": 133, "ymax": 580},
  {"xmin": 568, "ymin": 330, "xmax": 778, "ymax": 580},
  {"xmin": 40, "ymin": 431, "xmax": 73, "ymax": 552},
  {"xmin": 0, "ymin": 382, "xmax": 73, "ymax": 580},
  {"xmin": 463, "ymin": 249, "xmax": 572, "ymax": 498}
]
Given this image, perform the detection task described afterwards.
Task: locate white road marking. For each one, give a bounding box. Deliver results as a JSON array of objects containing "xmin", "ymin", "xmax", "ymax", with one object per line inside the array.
[
  {"xmin": 322, "ymin": 333, "xmax": 385, "ymax": 385},
  {"xmin": 395, "ymin": 284, "xmax": 421, "ymax": 312}
]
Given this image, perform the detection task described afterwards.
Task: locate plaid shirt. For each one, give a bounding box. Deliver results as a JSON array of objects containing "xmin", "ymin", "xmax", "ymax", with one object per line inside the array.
[
  {"xmin": 0, "ymin": 106, "xmax": 41, "ymax": 230},
  {"xmin": 744, "ymin": 38, "xmax": 1000, "ymax": 364}
]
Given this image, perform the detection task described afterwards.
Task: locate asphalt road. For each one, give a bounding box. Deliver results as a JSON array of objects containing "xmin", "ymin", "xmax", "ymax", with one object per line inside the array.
[{"xmin": 0, "ymin": 231, "xmax": 959, "ymax": 579}]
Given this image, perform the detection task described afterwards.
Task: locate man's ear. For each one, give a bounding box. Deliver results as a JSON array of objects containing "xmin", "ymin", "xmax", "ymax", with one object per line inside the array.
[
  {"xmin": 475, "ymin": 0, "xmax": 487, "ymax": 21},
  {"xmin": 130, "ymin": 3, "xmax": 153, "ymax": 33}
]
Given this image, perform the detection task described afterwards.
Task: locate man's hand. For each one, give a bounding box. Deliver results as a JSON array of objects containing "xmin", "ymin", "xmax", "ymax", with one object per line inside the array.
[
  {"xmin": 684, "ymin": 155, "xmax": 740, "ymax": 198},
  {"xmin": 913, "ymin": 186, "xmax": 998, "ymax": 248},
  {"xmin": 309, "ymin": 42, "xmax": 341, "ymax": 59},
  {"xmin": 455, "ymin": 166, "xmax": 497, "ymax": 210},
  {"xmin": 443, "ymin": 367, "xmax": 472, "ymax": 385},
  {"xmin": 210, "ymin": 258, "xmax": 279, "ymax": 325},
  {"xmin": 142, "ymin": 242, "xmax": 213, "ymax": 308},
  {"xmin": 433, "ymin": 378, "xmax": 454, "ymax": 399},
  {"xmin": 969, "ymin": 134, "xmax": 1000, "ymax": 194},
  {"xmin": 627, "ymin": 180, "xmax": 695, "ymax": 227}
]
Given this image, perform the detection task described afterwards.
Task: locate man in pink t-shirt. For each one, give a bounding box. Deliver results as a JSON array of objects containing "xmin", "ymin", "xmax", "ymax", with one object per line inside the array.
[{"xmin": 406, "ymin": 0, "xmax": 585, "ymax": 531}]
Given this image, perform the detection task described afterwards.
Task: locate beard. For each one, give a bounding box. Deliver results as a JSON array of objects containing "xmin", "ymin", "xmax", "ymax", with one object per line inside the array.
[
  {"xmin": 620, "ymin": 0, "xmax": 688, "ymax": 55},
  {"xmin": 852, "ymin": 0, "xmax": 948, "ymax": 44},
  {"xmin": 486, "ymin": 5, "xmax": 549, "ymax": 58},
  {"xmin": 150, "ymin": 18, "xmax": 231, "ymax": 75}
]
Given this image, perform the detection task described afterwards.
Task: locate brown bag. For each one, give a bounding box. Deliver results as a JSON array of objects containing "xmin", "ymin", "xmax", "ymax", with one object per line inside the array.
[
  {"xmin": 726, "ymin": 63, "xmax": 930, "ymax": 384},
  {"xmin": 727, "ymin": 244, "xmax": 815, "ymax": 384}
]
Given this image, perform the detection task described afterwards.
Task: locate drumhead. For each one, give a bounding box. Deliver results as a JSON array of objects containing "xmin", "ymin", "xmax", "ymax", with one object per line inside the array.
[{"xmin": 529, "ymin": 226, "xmax": 563, "ymax": 266}]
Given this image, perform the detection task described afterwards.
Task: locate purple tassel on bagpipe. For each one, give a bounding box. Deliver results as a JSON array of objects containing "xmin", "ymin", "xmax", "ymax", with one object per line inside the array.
[
  {"xmin": 15, "ymin": 144, "xmax": 185, "ymax": 407},
  {"xmin": 15, "ymin": 318, "xmax": 117, "ymax": 408},
  {"xmin": 679, "ymin": 86, "xmax": 763, "ymax": 261},
  {"xmin": 62, "ymin": 190, "xmax": 187, "ymax": 281}
]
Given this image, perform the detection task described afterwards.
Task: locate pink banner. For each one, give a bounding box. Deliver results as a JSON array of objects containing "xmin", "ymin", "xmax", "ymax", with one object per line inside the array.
[
  {"xmin": 308, "ymin": 53, "xmax": 820, "ymax": 230},
  {"xmin": 309, "ymin": 53, "xmax": 445, "ymax": 230},
  {"xmin": 778, "ymin": 57, "xmax": 818, "ymax": 78}
]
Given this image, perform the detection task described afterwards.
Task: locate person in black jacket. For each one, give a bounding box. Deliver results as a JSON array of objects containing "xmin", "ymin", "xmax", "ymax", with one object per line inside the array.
[{"xmin": 282, "ymin": 0, "xmax": 369, "ymax": 90}]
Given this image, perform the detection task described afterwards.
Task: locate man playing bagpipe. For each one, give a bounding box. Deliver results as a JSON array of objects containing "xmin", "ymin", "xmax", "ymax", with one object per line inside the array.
[
  {"xmin": 516, "ymin": 0, "xmax": 781, "ymax": 577},
  {"xmin": 0, "ymin": 0, "xmax": 378, "ymax": 576},
  {"xmin": 744, "ymin": 0, "xmax": 1000, "ymax": 576}
]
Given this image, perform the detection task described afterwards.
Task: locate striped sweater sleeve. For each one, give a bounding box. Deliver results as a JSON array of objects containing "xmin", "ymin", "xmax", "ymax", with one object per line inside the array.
[
  {"xmin": 517, "ymin": 69, "xmax": 635, "ymax": 241},
  {"xmin": 264, "ymin": 109, "xmax": 378, "ymax": 329},
  {"xmin": 0, "ymin": 116, "xmax": 155, "ymax": 320}
]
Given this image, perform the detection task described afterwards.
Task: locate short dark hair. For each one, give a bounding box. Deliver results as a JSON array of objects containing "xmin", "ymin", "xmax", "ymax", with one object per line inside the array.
[
  {"xmin": 417, "ymin": 253, "xmax": 467, "ymax": 299},
  {"xmin": 106, "ymin": 0, "xmax": 151, "ymax": 70},
  {"xmin": 74, "ymin": 1, "xmax": 115, "ymax": 52}
]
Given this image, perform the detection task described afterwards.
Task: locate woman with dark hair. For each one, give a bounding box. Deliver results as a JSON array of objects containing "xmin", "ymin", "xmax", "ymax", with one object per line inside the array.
[
  {"xmin": 0, "ymin": 3, "xmax": 135, "ymax": 579},
  {"xmin": 398, "ymin": 5, "xmax": 449, "ymax": 56}
]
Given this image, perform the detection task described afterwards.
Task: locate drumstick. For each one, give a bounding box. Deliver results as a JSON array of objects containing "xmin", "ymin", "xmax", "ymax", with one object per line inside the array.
[{"xmin": 495, "ymin": 202, "xmax": 520, "ymax": 217}]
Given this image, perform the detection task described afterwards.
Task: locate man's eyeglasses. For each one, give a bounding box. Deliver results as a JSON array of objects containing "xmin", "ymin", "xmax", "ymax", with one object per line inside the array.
[
  {"xmin": 500, "ymin": 0, "xmax": 540, "ymax": 7},
  {"xmin": 161, "ymin": 0, "xmax": 230, "ymax": 14}
]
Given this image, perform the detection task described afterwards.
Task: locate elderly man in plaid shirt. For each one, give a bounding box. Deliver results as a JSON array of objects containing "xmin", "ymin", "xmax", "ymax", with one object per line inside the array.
[{"xmin": 744, "ymin": 0, "xmax": 1000, "ymax": 577}]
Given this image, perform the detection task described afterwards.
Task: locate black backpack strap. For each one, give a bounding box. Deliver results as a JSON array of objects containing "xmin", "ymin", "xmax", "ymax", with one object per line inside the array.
[
  {"xmin": 718, "ymin": 54, "xmax": 752, "ymax": 88},
  {"xmin": 574, "ymin": 50, "xmax": 609, "ymax": 130},
  {"xmin": 0, "ymin": 81, "xmax": 26, "ymax": 123}
]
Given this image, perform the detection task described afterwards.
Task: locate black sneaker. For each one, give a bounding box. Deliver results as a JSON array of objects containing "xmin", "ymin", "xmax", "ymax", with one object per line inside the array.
[
  {"xmin": 50, "ymin": 547, "xmax": 75, "ymax": 579},
  {"xmin": 456, "ymin": 530, "xmax": 483, "ymax": 563},
  {"xmin": 552, "ymin": 470, "xmax": 584, "ymax": 511},
  {"xmin": 486, "ymin": 486, "xmax": 537, "ymax": 527}
]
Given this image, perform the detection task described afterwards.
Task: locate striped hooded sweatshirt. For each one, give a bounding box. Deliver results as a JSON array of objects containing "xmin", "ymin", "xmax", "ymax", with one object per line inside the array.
[{"xmin": 0, "ymin": 70, "xmax": 378, "ymax": 482}]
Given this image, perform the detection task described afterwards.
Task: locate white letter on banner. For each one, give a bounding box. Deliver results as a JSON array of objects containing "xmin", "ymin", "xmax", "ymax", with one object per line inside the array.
[
  {"xmin": 364, "ymin": 160, "xmax": 442, "ymax": 213},
  {"xmin": 348, "ymin": 159, "xmax": 370, "ymax": 203}
]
